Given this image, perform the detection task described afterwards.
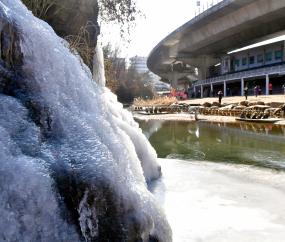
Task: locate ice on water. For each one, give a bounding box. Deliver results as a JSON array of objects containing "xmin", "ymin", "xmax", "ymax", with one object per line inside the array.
[
  {"xmin": 149, "ymin": 159, "xmax": 285, "ymax": 242},
  {"xmin": 0, "ymin": 0, "xmax": 171, "ymax": 241}
]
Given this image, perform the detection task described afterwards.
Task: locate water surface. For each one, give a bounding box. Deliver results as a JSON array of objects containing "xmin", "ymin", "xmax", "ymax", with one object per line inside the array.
[{"xmin": 137, "ymin": 120, "xmax": 285, "ymax": 170}]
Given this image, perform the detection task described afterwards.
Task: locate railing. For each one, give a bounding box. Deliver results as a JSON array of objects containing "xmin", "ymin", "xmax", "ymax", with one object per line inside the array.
[
  {"xmin": 148, "ymin": 0, "xmax": 236, "ymax": 58},
  {"xmin": 195, "ymin": 64, "xmax": 285, "ymax": 86}
]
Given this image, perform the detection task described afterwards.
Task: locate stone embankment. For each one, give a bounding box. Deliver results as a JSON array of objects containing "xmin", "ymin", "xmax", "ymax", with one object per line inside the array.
[
  {"xmin": 134, "ymin": 101, "xmax": 285, "ymax": 119},
  {"xmin": 199, "ymin": 101, "xmax": 285, "ymax": 119}
]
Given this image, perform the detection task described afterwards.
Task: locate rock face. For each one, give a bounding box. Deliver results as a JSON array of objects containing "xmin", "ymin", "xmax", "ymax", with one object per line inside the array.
[
  {"xmin": 202, "ymin": 102, "xmax": 211, "ymax": 107},
  {"xmin": 248, "ymin": 101, "xmax": 265, "ymax": 106},
  {"xmin": 49, "ymin": 0, "xmax": 99, "ymax": 47},
  {"xmin": 22, "ymin": 0, "xmax": 100, "ymax": 47},
  {"xmin": 239, "ymin": 101, "xmax": 249, "ymax": 106}
]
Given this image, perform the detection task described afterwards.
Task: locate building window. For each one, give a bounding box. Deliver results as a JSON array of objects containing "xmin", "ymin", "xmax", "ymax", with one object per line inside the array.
[
  {"xmin": 242, "ymin": 58, "xmax": 247, "ymax": 66},
  {"xmin": 236, "ymin": 59, "xmax": 240, "ymax": 67},
  {"xmin": 250, "ymin": 56, "xmax": 255, "ymax": 64},
  {"xmin": 266, "ymin": 53, "xmax": 272, "ymax": 61},
  {"xmin": 257, "ymin": 54, "xmax": 263, "ymax": 63},
  {"xmin": 275, "ymin": 50, "xmax": 282, "ymax": 60}
]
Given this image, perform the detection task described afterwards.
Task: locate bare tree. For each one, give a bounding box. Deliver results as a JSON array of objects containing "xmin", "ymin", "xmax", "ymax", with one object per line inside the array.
[
  {"xmin": 104, "ymin": 58, "xmax": 120, "ymax": 93},
  {"xmin": 98, "ymin": 0, "xmax": 144, "ymax": 42},
  {"xmin": 102, "ymin": 43, "xmax": 125, "ymax": 93}
]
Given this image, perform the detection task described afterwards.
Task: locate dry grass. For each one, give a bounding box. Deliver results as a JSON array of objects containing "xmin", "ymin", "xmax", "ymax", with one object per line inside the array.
[
  {"xmin": 133, "ymin": 96, "xmax": 177, "ymax": 107},
  {"xmin": 62, "ymin": 22, "xmax": 98, "ymax": 72},
  {"xmin": 20, "ymin": 0, "xmax": 69, "ymax": 21},
  {"xmin": 22, "ymin": 0, "xmax": 98, "ymax": 73},
  {"xmin": 104, "ymin": 58, "xmax": 119, "ymax": 93}
]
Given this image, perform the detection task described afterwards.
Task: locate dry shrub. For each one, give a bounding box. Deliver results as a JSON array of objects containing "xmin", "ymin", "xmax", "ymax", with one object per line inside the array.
[
  {"xmin": 62, "ymin": 22, "xmax": 98, "ymax": 71},
  {"xmin": 22, "ymin": 0, "xmax": 98, "ymax": 72},
  {"xmin": 133, "ymin": 96, "xmax": 177, "ymax": 107},
  {"xmin": 104, "ymin": 58, "xmax": 119, "ymax": 93},
  {"xmin": 20, "ymin": 0, "xmax": 68, "ymax": 21}
]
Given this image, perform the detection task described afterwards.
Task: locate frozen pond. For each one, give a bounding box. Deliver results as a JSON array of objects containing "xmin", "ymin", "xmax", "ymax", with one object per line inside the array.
[
  {"xmin": 137, "ymin": 120, "xmax": 285, "ymax": 241},
  {"xmin": 148, "ymin": 159, "xmax": 285, "ymax": 242}
]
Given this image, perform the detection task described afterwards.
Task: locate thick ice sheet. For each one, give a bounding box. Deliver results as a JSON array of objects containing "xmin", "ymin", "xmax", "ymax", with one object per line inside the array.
[{"xmin": 148, "ymin": 159, "xmax": 285, "ymax": 242}]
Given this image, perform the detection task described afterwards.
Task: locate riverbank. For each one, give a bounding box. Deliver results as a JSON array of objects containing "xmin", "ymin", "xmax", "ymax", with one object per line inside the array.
[
  {"xmin": 133, "ymin": 95, "xmax": 285, "ymax": 125},
  {"xmin": 148, "ymin": 159, "xmax": 285, "ymax": 242},
  {"xmin": 134, "ymin": 113, "xmax": 285, "ymax": 125},
  {"xmin": 133, "ymin": 94, "xmax": 285, "ymax": 107},
  {"xmin": 180, "ymin": 94, "xmax": 285, "ymax": 105}
]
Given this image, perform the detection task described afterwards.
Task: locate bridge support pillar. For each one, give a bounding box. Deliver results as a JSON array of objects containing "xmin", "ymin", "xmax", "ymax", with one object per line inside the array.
[
  {"xmin": 171, "ymin": 72, "xmax": 180, "ymax": 90},
  {"xmin": 266, "ymin": 74, "xmax": 269, "ymax": 95},
  {"xmin": 224, "ymin": 81, "xmax": 226, "ymax": 97},
  {"xmin": 171, "ymin": 78, "xmax": 177, "ymax": 90},
  {"xmin": 201, "ymin": 85, "xmax": 203, "ymax": 98},
  {"xmin": 198, "ymin": 67, "xmax": 210, "ymax": 81},
  {"xmin": 210, "ymin": 83, "xmax": 213, "ymax": 92},
  {"xmin": 241, "ymin": 78, "xmax": 244, "ymax": 96}
]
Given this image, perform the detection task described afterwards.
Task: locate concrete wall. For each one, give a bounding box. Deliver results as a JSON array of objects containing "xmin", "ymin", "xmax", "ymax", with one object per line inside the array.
[{"xmin": 209, "ymin": 65, "xmax": 221, "ymax": 77}]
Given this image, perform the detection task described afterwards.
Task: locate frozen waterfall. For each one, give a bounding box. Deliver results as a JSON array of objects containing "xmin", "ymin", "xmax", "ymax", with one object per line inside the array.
[
  {"xmin": 93, "ymin": 45, "xmax": 105, "ymax": 87},
  {"xmin": 0, "ymin": 0, "xmax": 171, "ymax": 241}
]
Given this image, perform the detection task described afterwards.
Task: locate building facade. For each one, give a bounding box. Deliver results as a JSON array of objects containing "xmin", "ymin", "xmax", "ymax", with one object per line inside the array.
[
  {"xmin": 129, "ymin": 56, "xmax": 156, "ymax": 83},
  {"xmin": 219, "ymin": 41, "xmax": 285, "ymax": 75},
  {"xmin": 129, "ymin": 56, "xmax": 148, "ymax": 73},
  {"xmin": 192, "ymin": 39, "xmax": 285, "ymax": 97}
]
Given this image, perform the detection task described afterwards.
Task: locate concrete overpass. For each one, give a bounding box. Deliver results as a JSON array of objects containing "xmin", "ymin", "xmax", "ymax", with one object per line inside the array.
[{"xmin": 147, "ymin": 0, "xmax": 285, "ymax": 90}]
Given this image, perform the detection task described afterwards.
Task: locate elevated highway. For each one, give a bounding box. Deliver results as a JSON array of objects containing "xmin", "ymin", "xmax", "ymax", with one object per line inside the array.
[{"xmin": 147, "ymin": 0, "xmax": 285, "ymax": 90}]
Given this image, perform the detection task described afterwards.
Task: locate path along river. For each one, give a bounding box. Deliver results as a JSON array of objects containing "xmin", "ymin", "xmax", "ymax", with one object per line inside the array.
[{"xmin": 137, "ymin": 119, "xmax": 285, "ymax": 242}]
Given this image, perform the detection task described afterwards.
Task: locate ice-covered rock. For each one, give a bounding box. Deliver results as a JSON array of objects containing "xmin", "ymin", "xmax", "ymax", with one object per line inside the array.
[{"xmin": 0, "ymin": 0, "xmax": 171, "ymax": 241}]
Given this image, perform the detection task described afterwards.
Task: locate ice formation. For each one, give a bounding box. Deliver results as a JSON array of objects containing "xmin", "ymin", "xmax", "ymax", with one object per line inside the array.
[
  {"xmin": 149, "ymin": 159, "xmax": 285, "ymax": 242},
  {"xmin": 0, "ymin": 0, "xmax": 171, "ymax": 241},
  {"xmin": 93, "ymin": 45, "xmax": 105, "ymax": 87}
]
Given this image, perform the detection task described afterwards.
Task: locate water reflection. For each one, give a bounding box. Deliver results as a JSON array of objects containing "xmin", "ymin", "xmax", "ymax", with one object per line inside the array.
[
  {"xmin": 139, "ymin": 120, "xmax": 164, "ymax": 140},
  {"xmin": 136, "ymin": 119, "xmax": 285, "ymax": 171},
  {"xmin": 187, "ymin": 122, "xmax": 199, "ymax": 138}
]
